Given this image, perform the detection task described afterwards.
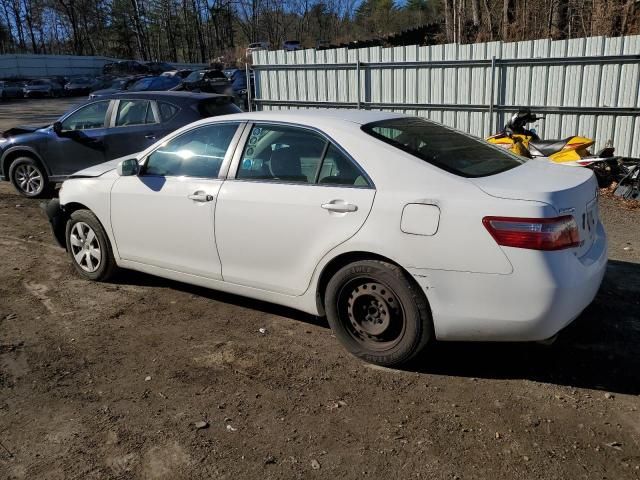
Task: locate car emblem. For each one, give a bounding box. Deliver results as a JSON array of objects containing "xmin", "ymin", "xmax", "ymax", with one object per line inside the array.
[{"xmin": 559, "ymin": 207, "xmax": 575, "ymax": 214}]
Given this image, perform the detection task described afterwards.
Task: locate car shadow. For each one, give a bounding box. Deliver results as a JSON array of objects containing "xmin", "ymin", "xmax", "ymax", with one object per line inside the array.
[
  {"xmin": 113, "ymin": 259, "xmax": 640, "ymax": 395},
  {"xmin": 110, "ymin": 269, "xmax": 328, "ymax": 329}
]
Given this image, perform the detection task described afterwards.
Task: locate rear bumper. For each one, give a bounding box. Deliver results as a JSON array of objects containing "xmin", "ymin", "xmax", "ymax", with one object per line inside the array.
[{"xmin": 409, "ymin": 222, "xmax": 608, "ymax": 342}]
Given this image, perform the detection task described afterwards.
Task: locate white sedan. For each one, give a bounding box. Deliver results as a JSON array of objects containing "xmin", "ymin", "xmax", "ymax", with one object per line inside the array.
[{"xmin": 45, "ymin": 110, "xmax": 608, "ymax": 366}]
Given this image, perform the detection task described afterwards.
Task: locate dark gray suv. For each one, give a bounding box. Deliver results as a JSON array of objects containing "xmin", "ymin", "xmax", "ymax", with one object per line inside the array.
[{"xmin": 0, "ymin": 91, "xmax": 240, "ymax": 197}]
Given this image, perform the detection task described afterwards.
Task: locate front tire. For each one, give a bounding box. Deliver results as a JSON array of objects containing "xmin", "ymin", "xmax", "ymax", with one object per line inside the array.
[
  {"xmin": 325, "ymin": 260, "xmax": 432, "ymax": 366},
  {"xmin": 9, "ymin": 156, "xmax": 51, "ymax": 198},
  {"xmin": 65, "ymin": 209, "xmax": 117, "ymax": 281}
]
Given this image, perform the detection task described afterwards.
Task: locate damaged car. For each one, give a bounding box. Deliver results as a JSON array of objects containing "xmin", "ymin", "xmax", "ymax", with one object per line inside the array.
[{"xmin": 45, "ymin": 110, "xmax": 607, "ymax": 366}]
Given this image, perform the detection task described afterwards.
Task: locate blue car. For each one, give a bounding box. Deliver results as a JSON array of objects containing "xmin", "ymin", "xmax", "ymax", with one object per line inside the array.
[{"xmin": 0, "ymin": 91, "xmax": 240, "ymax": 197}]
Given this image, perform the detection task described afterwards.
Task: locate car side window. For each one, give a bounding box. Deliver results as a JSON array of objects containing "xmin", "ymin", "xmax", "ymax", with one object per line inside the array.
[
  {"xmin": 158, "ymin": 102, "xmax": 179, "ymax": 122},
  {"xmin": 60, "ymin": 101, "xmax": 109, "ymax": 131},
  {"xmin": 237, "ymin": 124, "xmax": 327, "ymax": 183},
  {"xmin": 317, "ymin": 144, "xmax": 369, "ymax": 186},
  {"xmin": 143, "ymin": 123, "xmax": 239, "ymax": 178},
  {"xmin": 236, "ymin": 124, "xmax": 370, "ymax": 187},
  {"xmin": 115, "ymin": 100, "xmax": 156, "ymax": 126}
]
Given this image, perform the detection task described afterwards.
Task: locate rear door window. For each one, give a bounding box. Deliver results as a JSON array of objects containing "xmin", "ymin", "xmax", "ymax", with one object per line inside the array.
[
  {"xmin": 237, "ymin": 124, "xmax": 371, "ymax": 187},
  {"xmin": 115, "ymin": 100, "xmax": 155, "ymax": 126},
  {"xmin": 198, "ymin": 99, "xmax": 241, "ymax": 117},
  {"xmin": 237, "ymin": 124, "xmax": 326, "ymax": 183},
  {"xmin": 317, "ymin": 144, "xmax": 369, "ymax": 186},
  {"xmin": 361, "ymin": 118, "xmax": 525, "ymax": 178}
]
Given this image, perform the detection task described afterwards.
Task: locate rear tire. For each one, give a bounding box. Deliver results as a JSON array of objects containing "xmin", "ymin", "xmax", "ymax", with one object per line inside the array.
[
  {"xmin": 65, "ymin": 209, "xmax": 117, "ymax": 281},
  {"xmin": 8, "ymin": 156, "xmax": 52, "ymax": 198},
  {"xmin": 325, "ymin": 260, "xmax": 433, "ymax": 366}
]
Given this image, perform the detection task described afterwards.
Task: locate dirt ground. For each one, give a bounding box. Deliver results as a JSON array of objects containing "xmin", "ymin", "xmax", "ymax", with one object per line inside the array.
[{"xmin": 1, "ymin": 100, "xmax": 640, "ymax": 479}]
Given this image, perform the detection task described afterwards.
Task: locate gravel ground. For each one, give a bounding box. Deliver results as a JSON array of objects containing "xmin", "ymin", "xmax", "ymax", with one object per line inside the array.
[{"xmin": 0, "ymin": 101, "xmax": 639, "ymax": 479}]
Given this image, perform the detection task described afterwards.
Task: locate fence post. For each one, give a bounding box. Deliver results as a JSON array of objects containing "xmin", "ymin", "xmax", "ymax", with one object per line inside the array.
[
  {"xmin": 356, "ymin": 56, "xmax": 361, "ymax": 110},
  {"xmin": 489, "ymin": 55, "xmax": 496, "ymax": 134},
  {"xmin": 246, "ymin": 62, "xmax": 253, "ymax": 112}
]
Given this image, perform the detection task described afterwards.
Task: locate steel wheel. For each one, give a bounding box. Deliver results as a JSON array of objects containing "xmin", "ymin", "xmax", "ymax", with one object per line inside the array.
[
  {"xmin": 69, "ymin": 222, "xmax": 102, "ymax": 273},
  {"xmin": 338, "ymin": 278, "xmax": 406, "ymax": 351},
  {"xmin": 14, "ymin": 163, "xmax": 43, "ymax": 195}
]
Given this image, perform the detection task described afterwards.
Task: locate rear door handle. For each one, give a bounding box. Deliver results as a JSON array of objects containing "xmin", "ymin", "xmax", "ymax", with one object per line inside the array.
[
  {"xmin": 145, "ymin": 134, "xmax": 157, "ymax": 140},
  {"xmin": 188, "ymin": 191, "xmax": 214, "ymax": 202},
  {"xmin": 321, "ymin": 201, "xmax": 358, "ymax": 213}
]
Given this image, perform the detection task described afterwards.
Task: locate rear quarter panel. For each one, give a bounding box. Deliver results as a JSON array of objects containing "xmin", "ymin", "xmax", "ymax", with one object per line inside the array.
[{"xmin": 312, "ymin": 126, "xmax": 556, "ymax": 276}]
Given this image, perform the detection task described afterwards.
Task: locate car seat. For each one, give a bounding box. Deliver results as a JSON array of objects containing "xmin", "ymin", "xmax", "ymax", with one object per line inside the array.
[{"xmin": 269, "ymin": 147, "xmax": 307, "ymax": 182}]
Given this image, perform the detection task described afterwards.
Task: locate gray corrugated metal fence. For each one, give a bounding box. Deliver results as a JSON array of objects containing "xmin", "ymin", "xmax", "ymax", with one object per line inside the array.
[
  {"xmin": 0, "ymin": 54, "xmax": 206, "ymax": 78},
  {"xmin": 252, "ymin": 35, "xmax": 640, "ymax": 158}
]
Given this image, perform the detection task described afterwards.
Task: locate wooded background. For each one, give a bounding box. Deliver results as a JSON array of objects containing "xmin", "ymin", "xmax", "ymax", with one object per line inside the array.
[{"xmin": 0, "ymin": 0, "xmax": 638, "ymax": 64}]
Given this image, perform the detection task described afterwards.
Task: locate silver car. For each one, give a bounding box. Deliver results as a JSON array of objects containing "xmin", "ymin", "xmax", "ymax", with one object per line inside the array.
[{"xmin": 23, "ymin": 79, "xmax": 63, "ymax": 98}]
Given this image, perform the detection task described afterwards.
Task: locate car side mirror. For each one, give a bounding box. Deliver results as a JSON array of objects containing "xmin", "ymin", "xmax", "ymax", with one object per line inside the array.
[
  {"xmin": 117, "ymin": 158, "xmax": 139, "ymax": 176},
  {"xmin": 52, "ymin": 121, "xmax": 63, "ymax": 135}
]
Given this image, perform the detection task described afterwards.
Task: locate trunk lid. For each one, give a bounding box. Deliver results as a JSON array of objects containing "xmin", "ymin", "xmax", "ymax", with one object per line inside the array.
[{"xmin": 471, "ymin": 159, "xmax": 600, "ymax": 257}]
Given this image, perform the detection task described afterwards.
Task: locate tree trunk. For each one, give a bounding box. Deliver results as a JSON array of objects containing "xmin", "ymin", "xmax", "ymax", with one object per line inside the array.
[
  {"xmin": 551, "ymin": 0, "xmax": 568, "ymax": 38},
  {"xmin": 130, "ymin": 0, "xmax": 148, "ymax": 60}
]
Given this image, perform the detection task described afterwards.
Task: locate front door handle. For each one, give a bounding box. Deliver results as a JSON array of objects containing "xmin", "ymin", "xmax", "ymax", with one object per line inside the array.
[
  {"xmin": 321, "ymin": 201, "xmax": 358, "ymax": 213},
  {"xmin": 145, "ymin": 134, "xmax": 157, "ymax": 140},
  {"xmin": 188, "ymin": 191, "xmax": 214, "ymax": 202}
]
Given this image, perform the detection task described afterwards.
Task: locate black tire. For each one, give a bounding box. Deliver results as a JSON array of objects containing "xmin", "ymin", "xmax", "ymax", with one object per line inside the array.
[
  {"xmin": 8, "ymin": 156, "xmax": 52, "ymax": 198},
  {"xmin": 65, "ymin": 209, "xmax": 117, "ymax": 281},
  {"xmin": 325, "ymin": 260, "xmax": 433, "ymax": 366}
]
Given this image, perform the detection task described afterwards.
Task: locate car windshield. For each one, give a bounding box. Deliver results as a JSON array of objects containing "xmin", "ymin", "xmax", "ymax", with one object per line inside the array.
[
  {"xmin": 29, "ymin": 80, "xmax": 47, "ymax": 85},
  {"xmin": 198, "ymin": 99, "xmax": 242, "ymax": 116},
  {"xmin": 361, "ymin": 118, "xmax": 526, "ymax": 178}
]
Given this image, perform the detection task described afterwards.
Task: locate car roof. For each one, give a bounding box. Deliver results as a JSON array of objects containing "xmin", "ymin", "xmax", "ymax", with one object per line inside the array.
[
  {"xmin": 207, "ymin": 109, "xmax": 405, "ymax": 126},
  {"xmin": 98, "ymin": 91, "xmax": 230, "ymax": 103}
]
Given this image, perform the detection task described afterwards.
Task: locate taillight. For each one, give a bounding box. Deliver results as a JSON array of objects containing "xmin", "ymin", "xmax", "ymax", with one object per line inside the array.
[{"xmin": 482, "ymin": 216, "xmax": 580, "ymax": 251}]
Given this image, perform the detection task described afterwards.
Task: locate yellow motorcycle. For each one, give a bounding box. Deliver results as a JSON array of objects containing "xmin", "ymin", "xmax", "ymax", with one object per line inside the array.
[{"xmin": 487, "ymin": 110, "xmax": 620, "ymax": 186}]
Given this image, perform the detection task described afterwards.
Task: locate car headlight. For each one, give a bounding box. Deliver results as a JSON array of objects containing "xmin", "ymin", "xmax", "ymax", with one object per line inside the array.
[{"xmin": 0, "ymin": 137, "xmax": 8, "ymax": 144}]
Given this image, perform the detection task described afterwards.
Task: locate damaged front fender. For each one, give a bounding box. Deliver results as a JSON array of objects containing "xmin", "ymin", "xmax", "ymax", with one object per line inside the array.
[{"xmin": 41, "ymin": 198, "xmax": 67, "ymax": 249}]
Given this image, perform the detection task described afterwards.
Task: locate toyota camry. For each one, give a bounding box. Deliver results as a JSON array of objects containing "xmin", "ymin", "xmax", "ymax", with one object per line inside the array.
[{"xmin": 45, "ymin": 110, "xmax": 608, "ymax": 366}]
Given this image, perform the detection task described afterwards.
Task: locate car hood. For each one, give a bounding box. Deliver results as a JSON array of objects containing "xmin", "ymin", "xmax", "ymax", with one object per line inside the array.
[
  {"xmin": 1, "ymin": 125, "xmax": 48, "ymax": 138},
  {"xmin": 70, "ymin": 155, "xmax": 140, "ymax": 178}
]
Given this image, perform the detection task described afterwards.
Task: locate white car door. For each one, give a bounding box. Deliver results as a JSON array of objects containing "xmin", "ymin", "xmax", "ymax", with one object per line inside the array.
[
  {"xmin": 110, "ymin": 122, "xmax": 243, "ymax": 279},
  {"xmin": 215, "ymin": 123, "xmax": 376, "ymax": 295}
]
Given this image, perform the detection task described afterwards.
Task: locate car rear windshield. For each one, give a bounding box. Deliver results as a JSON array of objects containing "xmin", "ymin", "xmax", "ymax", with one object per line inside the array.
[
  {"xmin": 198, "ymin": 98, "xmax": 242, "ymax": 117},
  {"xmin": 361, "ymin": 118, "xmax": 525, "ymax": 178}
]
